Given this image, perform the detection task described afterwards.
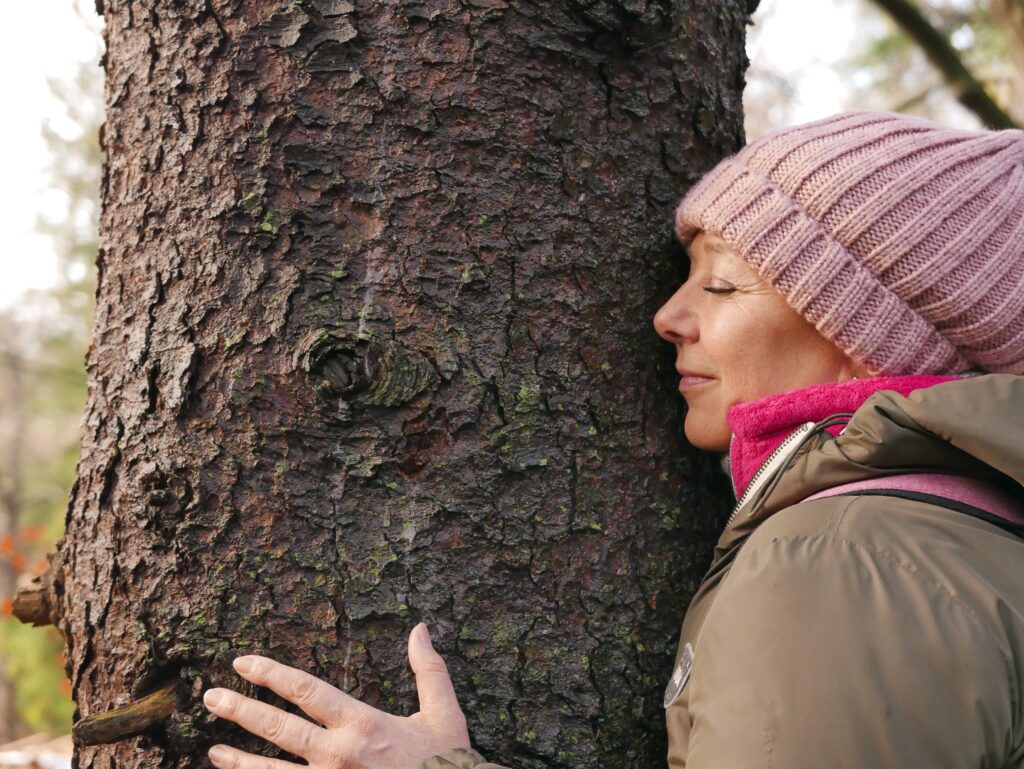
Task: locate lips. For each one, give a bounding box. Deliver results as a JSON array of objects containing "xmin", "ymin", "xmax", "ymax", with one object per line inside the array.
[{"xmin": 677, "ymin": 368, "xmax": 716, "ymax": 391}]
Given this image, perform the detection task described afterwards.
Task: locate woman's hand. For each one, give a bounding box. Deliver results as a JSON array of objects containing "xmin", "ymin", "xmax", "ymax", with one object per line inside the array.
[{"xmin": 202, "ymin": 623, "xmax": 470, "ymax": 769}]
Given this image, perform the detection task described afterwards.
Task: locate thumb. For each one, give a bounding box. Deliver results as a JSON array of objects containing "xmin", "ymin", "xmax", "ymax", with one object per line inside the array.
[{"xmin": 407, "ymin": 623, "xmax": 461, "ymax": 717}]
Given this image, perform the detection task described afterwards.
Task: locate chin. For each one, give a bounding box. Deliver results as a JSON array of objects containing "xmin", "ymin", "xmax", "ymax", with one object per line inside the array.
[{"xmin": 683, "ymin": 419, "xmax": 730, "ymax": 453}]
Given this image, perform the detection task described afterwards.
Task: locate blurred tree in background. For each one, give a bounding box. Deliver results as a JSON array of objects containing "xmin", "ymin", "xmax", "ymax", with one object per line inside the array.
[
  {"xmin": 0, "ymin": 51, "xmax": 101, "ymax": 738},
  {"xmin": 849, "ymin": 0, "xmax": 1021, "ymax": 127},
  {"xmin": 744, "ymin": 0, "xmax": 1023, "ymax": 138}
]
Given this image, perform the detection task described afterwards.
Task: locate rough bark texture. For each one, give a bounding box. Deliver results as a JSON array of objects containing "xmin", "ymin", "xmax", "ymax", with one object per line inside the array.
[{"xmin": 55, "ymin": 1, "xmax": 749, "ymax": 767}]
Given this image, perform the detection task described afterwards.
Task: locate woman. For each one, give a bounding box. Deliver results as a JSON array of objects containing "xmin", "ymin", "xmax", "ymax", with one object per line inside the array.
[{"xmin": 201, "ymin": 110, "xmax": 1024, "ymax": 768}]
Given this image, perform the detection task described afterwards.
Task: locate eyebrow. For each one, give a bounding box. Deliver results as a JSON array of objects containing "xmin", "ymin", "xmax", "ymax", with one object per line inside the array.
[
  {"xmin": 685, "ymin": 238, "xmax": 729, "ymax": 262},
  {"xmin": 704, "ymin": 239, "xmax": 729, "ymax": 257}
]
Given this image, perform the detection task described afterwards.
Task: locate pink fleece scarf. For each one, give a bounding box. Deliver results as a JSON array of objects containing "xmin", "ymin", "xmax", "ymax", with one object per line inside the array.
[{"xmin": 726, "ymin": 376, "xmax": 960, "ymax": 499}]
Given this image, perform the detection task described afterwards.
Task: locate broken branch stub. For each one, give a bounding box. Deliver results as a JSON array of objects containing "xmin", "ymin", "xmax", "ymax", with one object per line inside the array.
[
  {"xmin": 12, "ymin": 571, "xmax": 55, "ymax": 628},
  {"xmin": 72, "ymin": 683, "xmax": 183, "ymax": 746}
]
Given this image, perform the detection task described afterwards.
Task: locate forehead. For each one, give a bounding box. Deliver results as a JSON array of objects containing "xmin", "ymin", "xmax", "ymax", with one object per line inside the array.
[{"xmin": 688, "ymin": 233, "xmax": 732, "ymax": 260}]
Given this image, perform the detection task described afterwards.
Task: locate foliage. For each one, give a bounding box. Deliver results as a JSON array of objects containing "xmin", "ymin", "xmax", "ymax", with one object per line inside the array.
[
  {"xmin": 839, "ymin": 0, "xmax": 1023, "ymax": 125},
  {"xmin": 745, "ymin": 0, "xmax": 1024, "ymax": 135},
  {"xmin": 0, "ymin": 620, "xmax": 73, "ymax": 734},
  {"xmin": 0, "ymin": 45, "xmax": 101, "ymax": 736}
]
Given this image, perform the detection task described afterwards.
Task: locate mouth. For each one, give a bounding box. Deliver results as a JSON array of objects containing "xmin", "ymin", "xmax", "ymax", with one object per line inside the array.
[{"xmin": 677, "ymin": 369, "xmax": 716, "ymax": 391}]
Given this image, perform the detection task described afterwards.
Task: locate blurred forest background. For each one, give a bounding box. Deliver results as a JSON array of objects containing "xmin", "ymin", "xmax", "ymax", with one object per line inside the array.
[{"xmin": 0, "ymin": 0, "xmax": 1019, "ymax": 747}]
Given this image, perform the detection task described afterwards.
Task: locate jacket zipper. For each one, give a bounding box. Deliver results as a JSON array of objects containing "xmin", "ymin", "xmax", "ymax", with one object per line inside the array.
[{"xmin": 725, "ymin": 421, "xmax": 817, "ymax": 528}]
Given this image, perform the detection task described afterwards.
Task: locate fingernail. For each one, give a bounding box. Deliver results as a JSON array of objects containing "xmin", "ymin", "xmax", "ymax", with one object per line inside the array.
[
  {"xmin": 203, "ymin": 689, "xmax": 223, "ymax": 709},
  {"xmin": 416, "ymin": 623, "xmax": 433, "ymax": 650},
  {"xmin": 209, "ymin": 745, "xmax": 230, "ymax": 764},
  {"xmin": 233, "ymin": 656, "xmax": 254, "ymax": 674}
]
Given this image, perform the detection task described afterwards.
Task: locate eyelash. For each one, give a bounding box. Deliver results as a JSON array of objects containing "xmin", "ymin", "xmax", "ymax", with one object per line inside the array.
[{"xmin": 703, "ymin": 286, "xmax": 735, "ymax": 295}]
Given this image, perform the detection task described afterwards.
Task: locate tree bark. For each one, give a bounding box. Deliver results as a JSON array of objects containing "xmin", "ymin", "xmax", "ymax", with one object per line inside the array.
[{"xmin": 54, "ymin": 1, "xmax": 749, "ymax": 766}]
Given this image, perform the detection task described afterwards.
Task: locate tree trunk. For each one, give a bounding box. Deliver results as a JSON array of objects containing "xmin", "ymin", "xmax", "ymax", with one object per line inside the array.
[{"xmin": 53, "ymin": 1, "xmax": 750, "ymax": 766}]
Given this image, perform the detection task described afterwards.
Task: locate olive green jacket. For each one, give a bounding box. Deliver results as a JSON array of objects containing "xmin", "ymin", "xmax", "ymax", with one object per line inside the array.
[{"xmin": 423, "ymin": 374, "xmax": 1024, "ymax": 768}]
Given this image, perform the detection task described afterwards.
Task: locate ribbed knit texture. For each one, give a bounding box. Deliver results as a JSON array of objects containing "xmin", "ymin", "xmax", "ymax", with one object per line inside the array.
[{"xmin": 675, "ymin": 110, "xmax": 1024, "ymax": 375}]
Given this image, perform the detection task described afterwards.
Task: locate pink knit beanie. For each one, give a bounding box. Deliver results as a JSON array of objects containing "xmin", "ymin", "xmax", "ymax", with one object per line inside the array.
[{"xmin": 674, "ymin": 110, "xmax": 1024, "ymax": 375}]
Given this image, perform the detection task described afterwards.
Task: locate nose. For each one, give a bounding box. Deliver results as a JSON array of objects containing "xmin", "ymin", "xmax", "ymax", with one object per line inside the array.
[{"xmin": 653, "ymin": 283, "xmax": 698, "ymax": 345}]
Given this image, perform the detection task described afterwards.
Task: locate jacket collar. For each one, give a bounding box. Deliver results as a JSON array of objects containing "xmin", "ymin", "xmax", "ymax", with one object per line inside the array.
[
  {"xmin": 714, "ymin": 372, "xmax": 1022, "ymax": 561},
  {"xmin": 726, "ymin": 375, "xmax": 959, "ymax": 501}
]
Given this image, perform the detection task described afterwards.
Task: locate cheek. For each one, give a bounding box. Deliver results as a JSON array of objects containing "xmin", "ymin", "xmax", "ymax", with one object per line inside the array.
[
  {"xmin": 705, "ymin": 302, "xmax": 815, "ymax": 400},
  {"xmin": 704, "ymin": 307, "xmax": 775, "ymax": 383},
  {"xmin": 727, "ymin": 304, "xmax": 851, "ymax": 395}
]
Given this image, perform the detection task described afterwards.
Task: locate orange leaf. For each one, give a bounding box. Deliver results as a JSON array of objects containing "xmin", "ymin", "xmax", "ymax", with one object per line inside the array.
[{"xmin": 18, "ymin": 525, "xmax": 45, "ymax": 543}]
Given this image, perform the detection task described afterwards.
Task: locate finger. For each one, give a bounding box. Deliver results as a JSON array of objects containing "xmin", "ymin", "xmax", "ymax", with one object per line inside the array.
[
  {"xmin": 231, "ymin": 654, "xmax": 368, "ymax": 729},
  {"xmin": 203, "ymin": 687, "xmax": 322, "ymax": 760},
  {"xmin": 407, "ymin": 623, "xmax": 461, "ymax": 717},
  {"xmin": 208, "ymin": 743, "xmax": 302, "ymax": 769}
]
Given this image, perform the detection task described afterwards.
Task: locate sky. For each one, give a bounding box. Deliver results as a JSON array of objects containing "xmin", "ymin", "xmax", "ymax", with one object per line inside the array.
[
  {"xmin": 0, "ymin": 2, "xmax": 102, "ymax": 311},
  {"xmin": 0, "ymin": 0, "xmax": 874, "ymax": 310},
  {"xmin": 746, "ymin": 0, "xmax": 862, "ymax": 128}
]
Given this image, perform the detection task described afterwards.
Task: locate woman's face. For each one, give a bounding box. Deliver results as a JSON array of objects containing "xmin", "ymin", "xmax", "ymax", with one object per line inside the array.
[{"xmin": 653, "ymin": 231, "xmax": 870, "ymax": 452}]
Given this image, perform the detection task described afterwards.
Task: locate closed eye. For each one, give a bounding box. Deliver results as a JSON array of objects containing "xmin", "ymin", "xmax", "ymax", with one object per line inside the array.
[{"xmin": 703, "ymin": 286, "xmax": 735, "ymax": 295}]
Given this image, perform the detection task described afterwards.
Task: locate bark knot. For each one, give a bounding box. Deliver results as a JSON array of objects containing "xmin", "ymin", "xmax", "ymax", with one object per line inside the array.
[{"xmin": 295, "ymin": 330, "xmax": 437, "ymax": 410}]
